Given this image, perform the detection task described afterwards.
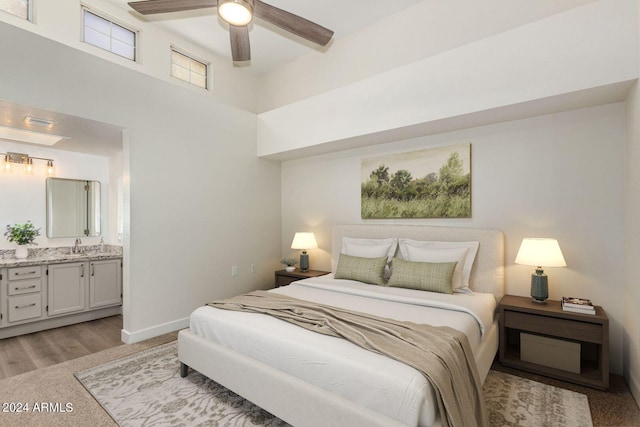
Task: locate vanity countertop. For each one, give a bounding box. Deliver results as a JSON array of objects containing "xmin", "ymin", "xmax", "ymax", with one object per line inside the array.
[{"xmin": 0, "ymin": 245, "xmax": 122, "ymax": 268}]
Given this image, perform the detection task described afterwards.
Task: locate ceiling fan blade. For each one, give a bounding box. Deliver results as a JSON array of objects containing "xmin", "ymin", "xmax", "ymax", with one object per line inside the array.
[
  {"xmin": 254, "ymin": 0, "xmax": 333, "ymax": 46},
  {"xmin": 128, "ymin": 0, "xmax": 216, "ymax": 15},
  {"xmin": 230, "ymin": 25, "xmax": 251, "ymax": 61}
]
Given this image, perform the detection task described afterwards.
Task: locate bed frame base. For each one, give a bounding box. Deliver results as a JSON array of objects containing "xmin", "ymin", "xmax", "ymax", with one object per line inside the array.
[{"xmin": 178, "ymin": 329, "xmax": 422, "ymax": 427}]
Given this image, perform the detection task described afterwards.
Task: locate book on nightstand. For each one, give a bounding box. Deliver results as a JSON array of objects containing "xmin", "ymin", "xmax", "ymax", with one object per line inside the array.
[{"xmin": 562, "ymin": 297, "xmax": 595, "ymax": 314}]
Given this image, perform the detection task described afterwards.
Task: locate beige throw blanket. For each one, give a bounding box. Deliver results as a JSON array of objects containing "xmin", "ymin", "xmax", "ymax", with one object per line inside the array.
[{"xmin": 207, "ymin": 290, "xmax": 488, "ymax": 427}]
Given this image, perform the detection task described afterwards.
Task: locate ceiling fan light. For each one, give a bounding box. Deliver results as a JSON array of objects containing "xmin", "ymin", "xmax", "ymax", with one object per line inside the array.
[{"xmin": 218, "ymin": 0, "xmax": 253, "ymax": 26}]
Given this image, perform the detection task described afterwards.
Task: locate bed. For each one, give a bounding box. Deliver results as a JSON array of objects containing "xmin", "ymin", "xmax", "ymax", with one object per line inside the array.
[{"xmin": 178, "ymin": 224, "xmax": 504, "ymax": 427}]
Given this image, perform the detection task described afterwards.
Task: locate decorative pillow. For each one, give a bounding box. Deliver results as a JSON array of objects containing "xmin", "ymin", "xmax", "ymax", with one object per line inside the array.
[
  {"xmin": 334, "ymin": 253, "xmax": 388, "ymax": 286},
  {"xmin": 387, "ymin": 258, "xmax": 457, "ymax": 294},
  {"xmin": 342, "ymin": 237, "xmax": 398, "ymax": 280},
  {"xmin": 398, "ymin": 239, "xmax": 479, "ymax": 294}
]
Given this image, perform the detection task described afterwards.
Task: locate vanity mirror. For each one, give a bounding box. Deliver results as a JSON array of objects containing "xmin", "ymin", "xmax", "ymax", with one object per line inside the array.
[{"xmin": 46, "ymin": 177, "xmax": 101, "ymax": 238}]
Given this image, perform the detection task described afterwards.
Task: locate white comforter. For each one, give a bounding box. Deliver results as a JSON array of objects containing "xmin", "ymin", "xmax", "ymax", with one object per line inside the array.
[{"xmin": 189, "ymin": 275, "xmax": 496, "ymax": 427}]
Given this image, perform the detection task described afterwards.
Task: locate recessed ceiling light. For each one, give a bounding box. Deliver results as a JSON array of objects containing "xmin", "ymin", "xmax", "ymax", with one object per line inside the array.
[
  {"xmin": 0, "ymin": 125, "xmax": 68, "ymax": 146},
  {"xmin": 24, "ymin": 115, "xmax": 56, "ymax": 127}
]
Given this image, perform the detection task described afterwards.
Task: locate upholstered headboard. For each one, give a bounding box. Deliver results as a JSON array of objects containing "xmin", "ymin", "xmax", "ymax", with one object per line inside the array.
[{"xmin": 332, "ymin": 224, "xmax": 505, "ymax": 301}]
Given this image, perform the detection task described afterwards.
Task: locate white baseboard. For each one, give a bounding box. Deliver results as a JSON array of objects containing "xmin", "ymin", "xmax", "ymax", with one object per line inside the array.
[
  {"xmin": 121, "ymin": 316, "xmax": 189, "ymax": 344},
  {"xmin": 629, "ymin": 371, "xmax": 640, "ymax": 408}
]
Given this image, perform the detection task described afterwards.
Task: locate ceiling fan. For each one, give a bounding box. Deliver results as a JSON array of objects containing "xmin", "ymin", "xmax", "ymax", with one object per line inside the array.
[{"xmin": 127, "ymin": 0, "xmax": 334, "ymax": 62}]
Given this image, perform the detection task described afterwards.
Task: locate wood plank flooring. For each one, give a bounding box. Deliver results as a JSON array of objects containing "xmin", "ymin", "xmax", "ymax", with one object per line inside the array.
[{"xmin": 0, "ymin": 315, "xmax": 122, "ymax": 380}]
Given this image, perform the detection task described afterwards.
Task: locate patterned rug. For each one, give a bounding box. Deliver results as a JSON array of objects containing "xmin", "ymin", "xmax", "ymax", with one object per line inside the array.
[{"xmin": 75, "ymin": 341, "xmax": 592, "ymax": 427}]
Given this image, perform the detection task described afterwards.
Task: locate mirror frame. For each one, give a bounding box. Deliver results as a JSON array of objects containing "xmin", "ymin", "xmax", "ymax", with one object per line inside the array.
[{"xmin": 46, "ymin": 177, "xmax": 101, "ymax": 238}]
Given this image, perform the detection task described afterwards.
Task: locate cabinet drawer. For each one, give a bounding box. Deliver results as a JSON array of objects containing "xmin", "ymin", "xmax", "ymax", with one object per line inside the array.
[
  {"xmin": 8, "ymin": 278, "xmax": 42, "ymax": 296},
  {"xmin": 8, "ymin": 266, "xmax": 41, "ymax": 280},
  {"xmin": 504, "ymin": 310, "xmax": 603, "ymax": 343},
  {"xmin": 8, "ymin": 294, "xmax": 42, "ymax": 323}
]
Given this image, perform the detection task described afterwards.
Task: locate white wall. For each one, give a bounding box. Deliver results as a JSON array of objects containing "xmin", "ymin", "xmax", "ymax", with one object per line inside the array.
[
  {"xmin": 258, "ymin": 0, "xmax": 637, "ymax": 159},
  {"xmin": 0, "ymin": 140, "xmax": 112, "ymax": 248},
  {"xmin": 0, "ymin": 22, "xmax": 281, "ymax": 342},
  {"xmin": 0, "ymin": 0, "xmax": 258, "ymax": 113},
  {"xmin": 258, "ymin": 0, "xmax": 597, "ymax": 112},
  {"xmin": 623, "ymin": 0, "xmax": 640, "ymax": 403},
  {"xmin": 281, "ymin": 103, "xmax": 626, "ymax": 375}
]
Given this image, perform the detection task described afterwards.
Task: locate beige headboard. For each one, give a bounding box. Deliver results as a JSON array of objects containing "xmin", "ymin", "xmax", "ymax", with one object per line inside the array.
[{"xmin": 332, "ymin": 224, "xmax": 505, "ymax": 301}]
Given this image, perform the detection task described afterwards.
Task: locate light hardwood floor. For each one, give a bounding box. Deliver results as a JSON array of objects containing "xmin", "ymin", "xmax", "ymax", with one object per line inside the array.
[{"xmin": 0, "ymin": 315, "xmax": 123, "ymax": 380}]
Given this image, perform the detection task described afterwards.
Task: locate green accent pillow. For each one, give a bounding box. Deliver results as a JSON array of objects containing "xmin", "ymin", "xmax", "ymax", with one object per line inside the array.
[
  {"xmin": 334, "ymin": 253, "xmax": 388, "ymax": 286},
  {"xmin": 388, "ymin": 258, "xmax": 458, "ymax": 294}
]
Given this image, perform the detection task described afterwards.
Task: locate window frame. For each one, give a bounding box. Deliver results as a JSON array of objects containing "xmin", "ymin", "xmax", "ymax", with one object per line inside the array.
[
  {"xmin": 0, "ymin": 0, "xmax": 33, "ymax": 21},
  {"xmin": 170, "ymin": 46, "xmax": 210, "ymax": 91},
  {"xmin": 81, "ymin": 6, "xmax": 139, "ymax": 63}
]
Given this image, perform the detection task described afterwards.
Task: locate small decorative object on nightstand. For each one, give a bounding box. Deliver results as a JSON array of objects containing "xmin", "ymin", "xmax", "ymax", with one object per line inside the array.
[
  {"xmin": 274, "ymin": 269, "xmax": 330, "ymax": 287},
  {"xmin": 290, "ymin": 232, "xmax": 318, "ymax": 272},
  {"xmin": 280, "ymin": 258, "xmax": 297, "ymax": 272},
  {"xmin": 515, "ymin": 238, "xmax": 566, "ymax": 303}
]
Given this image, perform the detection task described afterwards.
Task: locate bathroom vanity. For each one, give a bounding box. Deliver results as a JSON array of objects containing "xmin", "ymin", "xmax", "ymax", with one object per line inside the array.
[{"xmin": 0, "ymin": 247, "xmax": 122, "ymax": 339}]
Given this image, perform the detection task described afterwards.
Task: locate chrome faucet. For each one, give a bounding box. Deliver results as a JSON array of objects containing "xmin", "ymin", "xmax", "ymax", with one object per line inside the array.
[{"xmin": 72, "ymin": 238, "xmax": 82, "ymax": 254}]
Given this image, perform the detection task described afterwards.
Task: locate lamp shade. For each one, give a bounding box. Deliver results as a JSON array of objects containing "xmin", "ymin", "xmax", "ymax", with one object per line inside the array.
[
  {"xmin": 515, "ymin": 238, "xmax": 567, "ymax": 267},
  {"xmin": 291, "ymin": 232, "xmax": 318, "ymax": 250}
]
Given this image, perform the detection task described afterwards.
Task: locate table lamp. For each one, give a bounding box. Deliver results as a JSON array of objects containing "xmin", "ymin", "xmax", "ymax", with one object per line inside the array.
[
  {"xmin": 515, "ymin": 238, "xmax": 567, "ymax": 303},
  {"xmin": 291, "ymin": 232, "xmax": 318, "ymax": 272}
]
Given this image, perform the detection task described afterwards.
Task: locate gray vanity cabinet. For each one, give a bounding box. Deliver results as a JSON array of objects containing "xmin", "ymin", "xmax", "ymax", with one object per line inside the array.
[
  {"xmin": 89, "ymin": 259, "xmax": 122, "ymax": 308},
  {"xmin": 48, "ymin": 262, "xmax": 87, "ymax": 316},
  {"xmin": 0, "ymin": 256, "xmax": 122, "ymax": 339}
]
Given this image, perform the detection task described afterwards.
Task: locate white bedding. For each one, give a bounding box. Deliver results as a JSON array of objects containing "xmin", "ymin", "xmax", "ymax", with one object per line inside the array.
[{"xmin": 189, "ymin": 275, "xmax": 496, "ymax": 427}]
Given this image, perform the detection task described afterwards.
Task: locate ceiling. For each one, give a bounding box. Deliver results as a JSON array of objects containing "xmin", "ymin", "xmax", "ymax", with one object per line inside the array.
[
  {"xmin": 0, "ymin": 100, "xmax": 124, "ymax": 157},
  {"xmin": 111, "ymin": 0, "xmax": 422, "ymax": 74}
]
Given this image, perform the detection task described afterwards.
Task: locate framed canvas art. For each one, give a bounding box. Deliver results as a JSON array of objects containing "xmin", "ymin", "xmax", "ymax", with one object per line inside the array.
[{"xmin": 361, "ymin": 143, "xmax": 471, "ymax": 219}]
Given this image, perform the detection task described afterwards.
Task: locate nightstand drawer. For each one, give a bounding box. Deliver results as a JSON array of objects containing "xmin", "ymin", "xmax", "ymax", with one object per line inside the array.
[{"xmin": 504, "ymin": 310, "xmax": 603, "ymax": 344}]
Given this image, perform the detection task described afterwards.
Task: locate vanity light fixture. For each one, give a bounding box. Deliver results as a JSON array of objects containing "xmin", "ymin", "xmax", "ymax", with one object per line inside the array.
[
  {"xmin": 291, "ymin": 232, "xmax": 318, "ymax": 272},
  {"xmin": 1, "ymin": 151, "xmax": 55, "ymax": 176}
]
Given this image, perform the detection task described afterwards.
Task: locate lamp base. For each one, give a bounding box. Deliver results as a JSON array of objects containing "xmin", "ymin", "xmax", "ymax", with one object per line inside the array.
[
  {"xmin": 530, "ymin": 270, "xmax": 548, "ymax": 304},
  {"xmin": 299, "ymin": 251, "xmax": 309, "ymax": 272}
]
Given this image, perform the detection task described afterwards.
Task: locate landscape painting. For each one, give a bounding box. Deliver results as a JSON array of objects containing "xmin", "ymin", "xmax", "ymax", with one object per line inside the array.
[{"xmin": 361, "ymin": 143, "xmax": 471, "ymax": 219}]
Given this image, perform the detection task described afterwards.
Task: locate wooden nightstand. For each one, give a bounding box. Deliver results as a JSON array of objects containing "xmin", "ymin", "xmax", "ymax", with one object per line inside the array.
[
  {"xmin": 498, "ymin": 294, "xmax": 609, "ymax": 390},
  {"xmin": 274, "ymin": 269, "xmax": 330, "ymax": 287}
]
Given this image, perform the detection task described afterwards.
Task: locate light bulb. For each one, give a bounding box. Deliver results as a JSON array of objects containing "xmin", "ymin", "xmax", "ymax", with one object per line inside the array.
[
  {"xmin": 3, "ymin": 155, "xmax": 11, "ymax": 172},
  {"xmin": 218, "ymin": 0, "xmax": 253, "ymax": 26},
  {"xmin": 25, "ymin": 158, "xmax": 33, "ymax": 174},
  {"xmin": 46, "ymin": 160, "xmax": 55, "ymax": 176}
]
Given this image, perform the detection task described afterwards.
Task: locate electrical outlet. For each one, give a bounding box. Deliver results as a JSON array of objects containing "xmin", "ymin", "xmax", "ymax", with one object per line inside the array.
[{"xmin": 231, "ymin": 265, "xmax": 238, "ymax": 277}]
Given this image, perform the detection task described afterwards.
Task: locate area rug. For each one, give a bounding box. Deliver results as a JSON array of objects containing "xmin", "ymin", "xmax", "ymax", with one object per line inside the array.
[{"xmin": 75, "ymin": 341, "xmax": 593, "ymax": 427}]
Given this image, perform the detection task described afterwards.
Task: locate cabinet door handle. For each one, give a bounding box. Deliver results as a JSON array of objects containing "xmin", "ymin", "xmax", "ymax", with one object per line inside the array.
[
  {"xmin": 15, "ymin": 303, "xmax": 37, "ymax": 309},
  {"xmin": 91, "ymin": 264, "xmax": 95, "ymax": 276},
  {"xmin": 81, "ymin": 264, "xmax": 85, "ymax": 278},
  {"xmin": 14, "ymin": 270, "xmax": 37, "ymax": 276},
  {"xmin": 14, "ymin": 285, "xmax": 37, "ymax": 291}
]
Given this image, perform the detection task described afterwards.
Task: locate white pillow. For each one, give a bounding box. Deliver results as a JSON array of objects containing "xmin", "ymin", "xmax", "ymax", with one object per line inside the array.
[
  {"xmin": 342, "ymin": 237, "xmax": 398, "ymax": 259},
  {"xmin": 398, "ymin": 239, "xmax": 479, "ymax": 294},
  {"xmin": 342, "ymin": 237, "xmax": 398, "ymax": 279}
]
